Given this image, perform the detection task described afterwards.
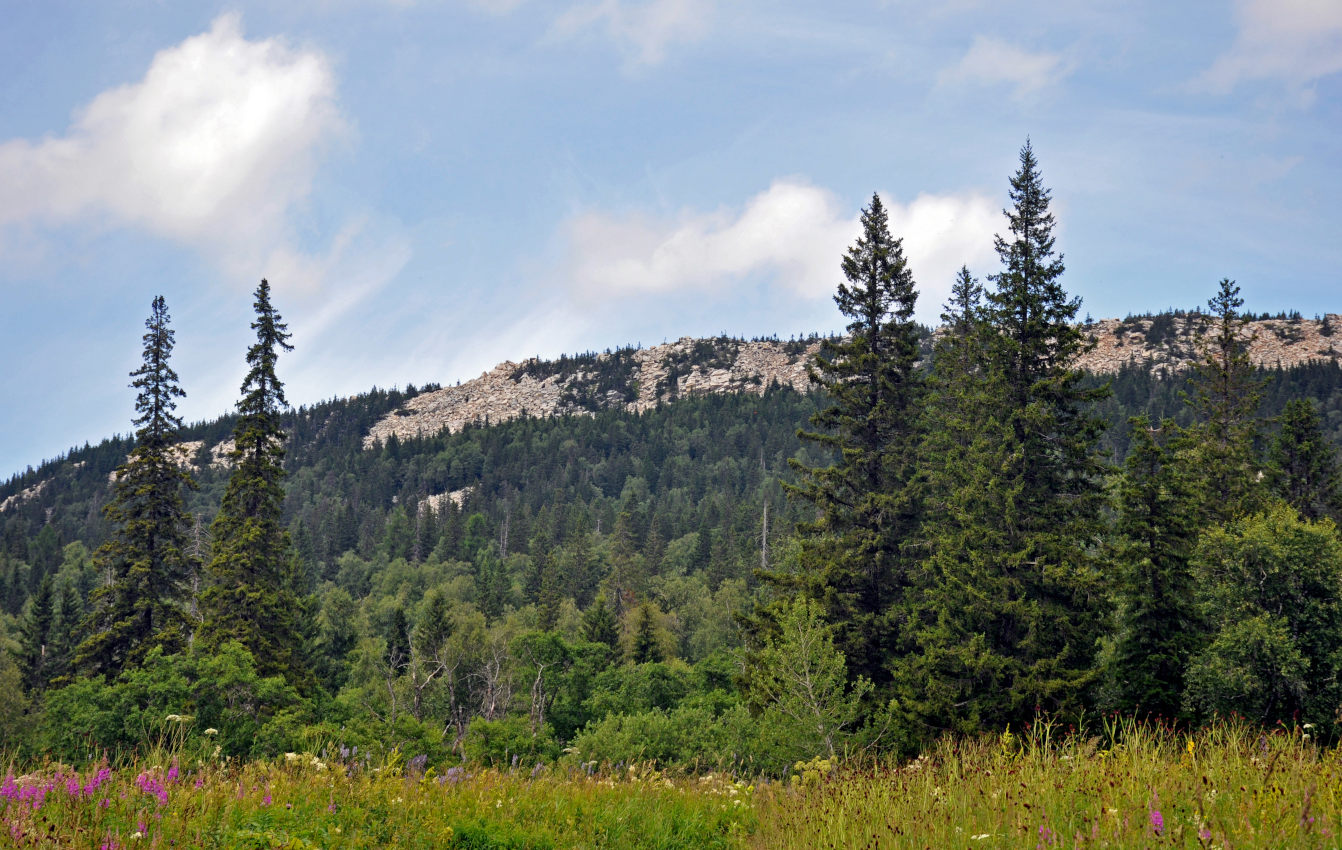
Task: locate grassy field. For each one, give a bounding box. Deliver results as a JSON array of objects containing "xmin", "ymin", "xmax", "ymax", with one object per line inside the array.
[{"xmin": 4, "ymin": 719, "xmax": 1338, "ymax": 848}]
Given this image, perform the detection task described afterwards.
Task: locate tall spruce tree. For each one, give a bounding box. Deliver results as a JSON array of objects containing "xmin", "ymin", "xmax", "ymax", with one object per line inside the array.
[
  {"xmin": 1107, "ymin": 417, "xmax": 1205, "ymax": 718},
  {"xmin": 1269, "ymin": 398, "xmax": 1340, "ymax": 522},
  {"xmin": 780, "ymin": 192, "xmax": 923, "ymax": 694},
  {"xmin": 75, "ymin": 295, "xmax": 196, "ymax": 678},
  {"xmin": 199, "ymin": 279, "xmax": 309, "ymax": 689},
  {"xmin": 1185, "ymin": 279, "xmax": 1266, "ymax": 520},
  {"xmin": 909, "ymin": 142, "xmax": 1110, "ymax": 732}
]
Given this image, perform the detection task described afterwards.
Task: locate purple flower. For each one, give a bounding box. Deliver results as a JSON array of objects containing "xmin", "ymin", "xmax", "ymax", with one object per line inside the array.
[
  {"xmin": 263, "ymin": 793, "xmax": 272, "ymax": 806},
  {"xmin": 1150, "ymin": 809, "xmax": 1165, "ymax": 835},
  {"xmin": 1199, "ymin": 827, "xmax": 1212, "ymax": 841}
]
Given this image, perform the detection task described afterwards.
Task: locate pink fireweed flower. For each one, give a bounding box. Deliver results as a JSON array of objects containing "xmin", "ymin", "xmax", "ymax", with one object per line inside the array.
[{"xmin": 1150, "ymin": 809, "xmax": 1165, "ymax": 835}]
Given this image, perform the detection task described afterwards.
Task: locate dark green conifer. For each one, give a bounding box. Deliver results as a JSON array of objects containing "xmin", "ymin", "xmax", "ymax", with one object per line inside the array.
[
  {"xmin": 199, "ymin": 279, "xmax": 310, "ymax": 689},
  {"xmin": 19, "ymin": 574, "xmax": 55, "ymax": 691},
  {"xmin": 75, "ymin": 295, "xmax": 196, "ymax": 678},
  {"xmin": 909, "ymin": 143, "xmax": 1110, "ymax": 730},
  {"xmin": 1269, "ymin": 398, "xmax": 1341, "ymax": 521},
  {"xmin": 581, "ymin": 593, "xmax": 619, "ymax": 659},
  {"xmin": 783, "ymin": 191, "xmax": 923, "ymax": 692},
  {"xmin": 1185, "ymin": 279, "xmax": 1266, "ymax": 520},
  {"xmin": 1108, "ymin": 417, "xmax": 1205, "ymax": 718},
  {"xmin": 628, "ymin": 602, "xmax": 664, "ymax": 665}
]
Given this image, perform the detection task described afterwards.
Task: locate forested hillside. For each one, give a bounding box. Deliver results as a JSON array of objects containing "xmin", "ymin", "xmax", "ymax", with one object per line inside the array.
[{"xmin": 3, "ymin": 144, "xmax": 1342, "ymax": 777}]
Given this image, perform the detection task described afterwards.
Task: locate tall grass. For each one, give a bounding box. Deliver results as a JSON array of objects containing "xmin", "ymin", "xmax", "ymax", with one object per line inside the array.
[
  {"xmin": 1, "ymin": 749, "xmax": 755, "ymax": 848},
  {"xmin": 751, "ymin": 716, "xmax": 1339, "ymax": 848},
  {"xmin": 6, "ymin": 718, "xmax": 1339, "ymax": 848}
]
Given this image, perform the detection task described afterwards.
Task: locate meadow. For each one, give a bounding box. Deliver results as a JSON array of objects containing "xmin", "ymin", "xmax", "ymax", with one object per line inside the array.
[{"xmin": 3, "ymin": 718, "xmax": 1337, "ymax": 849}]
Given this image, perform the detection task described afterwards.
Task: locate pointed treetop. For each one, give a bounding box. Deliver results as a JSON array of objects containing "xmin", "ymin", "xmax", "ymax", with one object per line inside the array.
[{"xmin": 130, "ymin": 295, "xmax": 185, "ymax": 449}]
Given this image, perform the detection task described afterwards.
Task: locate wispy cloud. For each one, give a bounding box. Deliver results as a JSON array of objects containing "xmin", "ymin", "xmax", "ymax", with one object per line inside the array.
[
  {"xmin": 1194, "ymin": 0, "xmax": 1342, "ymax": 103},
  {"xmin": 560, "ymin": 179, "xmax": 998, "ymax": 321},
  {"xmin": 550, "ymin": 0, "xmax": 712, "ymax": 67},
  {"xmin": 938, "ymin": 35, "xmax": 1073, "ymax": 100}
]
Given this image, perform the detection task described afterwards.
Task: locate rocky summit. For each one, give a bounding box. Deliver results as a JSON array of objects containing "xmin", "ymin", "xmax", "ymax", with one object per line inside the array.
[{"xmin": 364, "ymin": 314, "xmax": 1342, "ymax": 447}]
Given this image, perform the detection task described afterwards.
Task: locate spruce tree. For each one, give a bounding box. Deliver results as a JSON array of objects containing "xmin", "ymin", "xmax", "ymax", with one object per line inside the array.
[
  {"xmin": 1269, "ymin": 398, "xmax": 1341, "ymax": 522},
  {"xmin": 1107, "ymin": 417, "xmax": 1205, "ymax": 718},
  {"xmin": 199, "ymin": 279, "xmax": 309, "ymax": 689},
  {"xmin": 75, "ymin": 295, "xmax": 196, "ymax": 678},
  {"xmin": 909, "ymin": 143, "xmax": 1110, "ymax": 731},
  {"xmin": 1185, "ymin": 278, "xmax": 1266, "ymax": 520},
  {"xmin": 783, "ymin": 192, "xmax": 923, "ymax": 693},
  {"xmin": 19, "ymin": 574, "xmax": 55, "ymax": 691}
]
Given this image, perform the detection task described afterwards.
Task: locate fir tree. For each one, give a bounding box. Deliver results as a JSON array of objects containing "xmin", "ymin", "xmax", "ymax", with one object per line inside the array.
[
  {"xmin": 1269, "ymin": 398, "xmax": 1341, "ymax": 522},
  {"xmin": 782, "ymin": 191, "xmax": 923, "ymax": 693},
  {"xmin": 199, "ymin": 280, "xmax": 310, "ymax": 689},
  {"xmin": 75, "ymin": 295, "xmax": 196, "ymax": 678}
]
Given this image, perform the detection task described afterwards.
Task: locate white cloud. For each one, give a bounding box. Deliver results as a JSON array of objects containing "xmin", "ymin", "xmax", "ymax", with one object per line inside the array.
[
  {"xmin": 939, "ymin": 35, "xmax": 1073, "ymax": 99},
  {"xmin": 561, "ymin": 179, "xmax": 998, "ymax": 320},
  {"xmin": 1195, "ymin": 0, "xmax": 1342, "ymax": 101},
  {"xmin": 0, "ymin": 14, "xmax": 409, "ymax": 344},
  {"xmin": 0, "ymin": 14, "xmax": 342, "ymax": 263},
  {"xmin": 550, "ymin": 0, "xmax": 711, "ymax": 67}
]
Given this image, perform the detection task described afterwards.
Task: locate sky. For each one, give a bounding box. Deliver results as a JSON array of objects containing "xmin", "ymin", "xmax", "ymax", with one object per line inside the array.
[{"xmin": 2, "ymin": 0, "xmax": 1339, "ymax": 479}]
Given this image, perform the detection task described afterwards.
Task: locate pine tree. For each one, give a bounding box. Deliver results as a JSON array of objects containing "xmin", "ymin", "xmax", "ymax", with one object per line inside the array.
[
  {"xmin": 908, "ymin": 143, "xmax": 1110, "ymax": 730},
  {"xmin": 199, "ymin": 280, "xmax": 310, "ymax": 689},
  {"xmin": 75, "ymin": 295, "xmax": 196, "ymax": 678},
  {"xmin": 782, "ymin": 191, "xmax": 923, "ymax": 692},
  {"xmin": 1269, "ymin": 398, "xmax": 1341, "ymax": 521}
]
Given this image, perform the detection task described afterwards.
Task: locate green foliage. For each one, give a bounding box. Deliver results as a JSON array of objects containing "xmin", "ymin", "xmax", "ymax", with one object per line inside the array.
[
  {"xmin": 76, "ymin": 295, "xmax": 196, "ymax": 679},
  {"xmin": 747, "ymin": 596, "xmax": 869, "ymax": 760},
  {"xmin": 781, "ymin": 191, "xmax": 923, "ymax": 699},
  {"xmin": 462, "ymin": 715, "xmax": 559, "ymax": 766},
  {"xmin": 0, "ymin": 649, "xmax": 31, "ymax": 751},
  {"xmin": 1185, "ymin": 504, "xmax": 1342, "ymax": 727},
  {"xmin": 1106, "ymin": 417, "xmax": 1206, "ymax": 718},
  {"xmin": 201, "ymin": 280, "xmax": 310, "ymax": 691},
  {"xmin": 1185, "ymin": 278, "xmax": 1268, "ymax": 520},
  {"xmin": 905, "ymin": 141, "xmax": 1110, "ymax": 733},
  {"xmin": 1269, "ymin": 397, "xmax": 1342, "ymax": 521}
]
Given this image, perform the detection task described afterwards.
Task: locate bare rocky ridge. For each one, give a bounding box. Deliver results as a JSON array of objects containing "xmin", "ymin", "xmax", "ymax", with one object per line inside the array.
[
  {"xmin": 364, "ymin": 337, "xmax": 819, "ymax": 448},
  {"xmin": 364, "ymin": 315, "xmax": 1342, "ymax": 448}
]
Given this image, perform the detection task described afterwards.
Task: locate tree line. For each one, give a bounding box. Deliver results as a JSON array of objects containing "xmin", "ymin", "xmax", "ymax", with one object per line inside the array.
[{"xmin": 2, "ymin": 141, "xmax": 1341, "ymax": 770}]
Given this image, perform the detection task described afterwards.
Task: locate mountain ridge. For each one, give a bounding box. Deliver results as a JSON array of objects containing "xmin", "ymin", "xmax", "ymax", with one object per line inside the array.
[{"xmin": 365, "ymin": 313, "xmax": 1342, "ymax": 447}]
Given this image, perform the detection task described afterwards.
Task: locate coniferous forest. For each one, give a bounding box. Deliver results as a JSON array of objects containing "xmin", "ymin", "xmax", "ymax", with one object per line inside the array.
[{"xmin": 4, "ymin": 142, "xmax": 1342, "ymax": 784}]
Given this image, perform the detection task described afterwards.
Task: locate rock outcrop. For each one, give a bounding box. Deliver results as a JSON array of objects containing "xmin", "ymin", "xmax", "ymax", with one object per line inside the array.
[
  {"xmin": 365, "ymin": 337, "xmax": 818, "ymax": 447},
  {"xmin": 366, "ymin": 316, "xmax": 1342, "ymax": 448}
]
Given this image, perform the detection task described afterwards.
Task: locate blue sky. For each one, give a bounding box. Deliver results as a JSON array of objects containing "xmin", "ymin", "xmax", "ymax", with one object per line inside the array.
[{"xmin": 2, "ymin": 0, "xmax": 1339, "ymax": 478}]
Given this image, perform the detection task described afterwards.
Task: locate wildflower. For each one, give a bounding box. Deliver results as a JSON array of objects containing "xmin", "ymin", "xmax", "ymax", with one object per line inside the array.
[
  {"xmin": 1199, "ymin": 827, "xmax": 1212, "ymax": 841},
  {"xmin": 203, "ymin": 728, "xmax": 218, "ymax": 736},
  {"xmin": 1150, "ymin": 809, "xmax": 1164, "ymax": 835},
  {"xmin": 262, "ymin": 793, "xmax": 272, "ymax": 806},
  {"xmin": 971, "ymin": 835, "xmax": 991, "ymax": 841}
]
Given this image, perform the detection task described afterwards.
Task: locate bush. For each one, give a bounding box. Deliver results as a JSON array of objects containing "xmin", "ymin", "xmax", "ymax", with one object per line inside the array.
[{"xmin": 462, "ymin": 716, "xmax": 559, "ymax": 767}]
